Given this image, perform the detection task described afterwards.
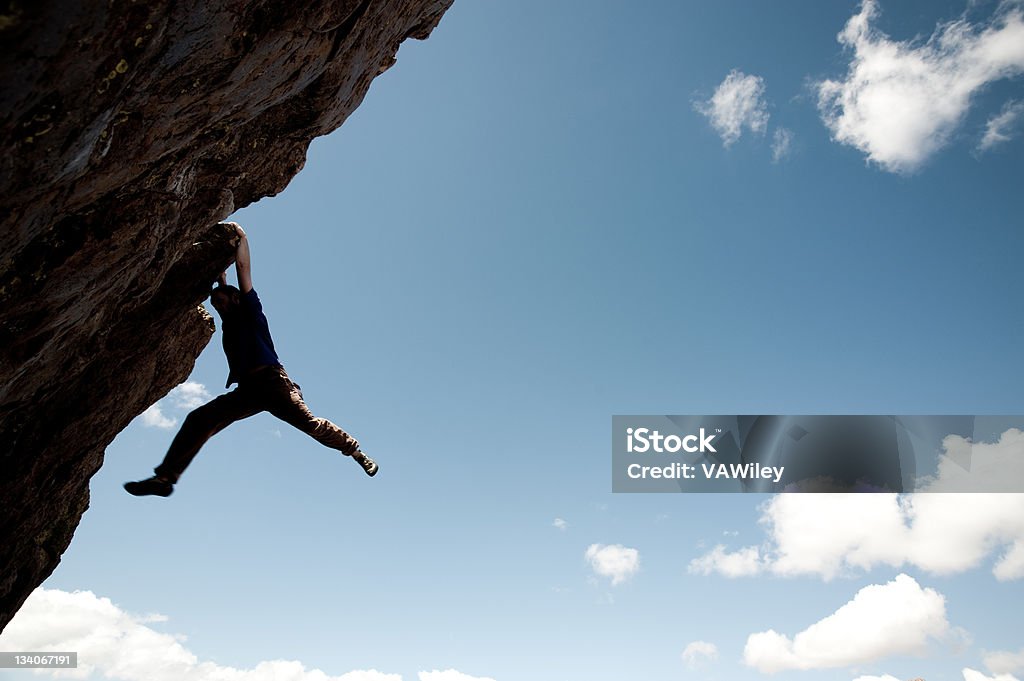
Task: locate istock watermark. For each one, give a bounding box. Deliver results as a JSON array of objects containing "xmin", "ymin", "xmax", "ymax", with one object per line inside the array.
[{"xmin": 612, "ymin": 415, "xmax": 1024, "ymax": 493}]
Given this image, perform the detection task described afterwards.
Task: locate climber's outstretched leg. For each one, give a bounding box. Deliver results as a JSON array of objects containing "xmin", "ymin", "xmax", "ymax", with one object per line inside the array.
[
  {"xmin": 124, "ymin": 388, "xmax": 261, "ymax": 497},
  {"xmin": 262, "ymin": 367, "xmax": 378, "ymax": 476}
]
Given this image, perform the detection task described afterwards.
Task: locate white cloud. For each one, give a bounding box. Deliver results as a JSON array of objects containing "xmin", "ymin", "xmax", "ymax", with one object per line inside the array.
[
  {"xmin": 979, "ymin": 100, "xmax": 1024, "ymax": 150},
  {"xmin": 742, "ymin": 574, "xmax": 949, "ymax": 673},
  {"xmin": 986, "ymin": 648, "xmax": 1024, "ymax": 675},
  {"xmin": 852, "ymin": 676, "xmax": 902, "ymax": 681},
  {"xmin": 0, "ymin": 588, "xmax": 401, "ymax": 681},
  {"xmin": 418, "ymin": 672, "xmax": 496, "ymax": 681},
  {"xmin": 692, "ymin": 493, "xmax": 1024, "ymax": 580},
  {"xmin": 771, "ymin": 127, "xmax": 794, "ymax": 162},
  {"xmin": 138, "ymin": 381, "xmax": 212, "ymax": 429},
  {"xmin": 817, "ymin": 0, "xmax": 1024, "ymax": 172},
  {"xmin": 552, "ymin": 518, "xmax": 568, "ymax": 531},
  {"xmin": 689, "ymin": 545, "xmax": 763, "ymax": 578},
  {"xmin": 681, "ymin": 641, "xmax": 718, "ymax": 669},
  {"xmin": 584, "ymin": 543, "xmax": 639, "ymax": 585},
  {"xmin": 964, "ymin": 669, "xmax": 1022, "ymax": 681},
  {"xmin": 170, "ymin": 381, "xmax": 212, "ymax": 409},
  {"xmin": 140, "ymin": 403, "xmax": 177, "ymax": 429},
  {"xmin": 695, "ymin": 70, "xmax": 770, "ymax": 146},
  {"xmin": 918, "ymin": 428, "xmax": 1024, "ymax": 492},
  {"xmin": 690, "ymin": 430, "xmax": 1024, "ymax": 581}
]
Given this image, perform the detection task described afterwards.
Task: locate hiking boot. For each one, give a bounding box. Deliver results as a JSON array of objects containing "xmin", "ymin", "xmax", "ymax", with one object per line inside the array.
[
  {"xmin": 124, "ymin": 475, "xmax": 174, "ymax": 497},
  {"xmin": 352, "ymin": 451, "xmax": 378, "ymax": 477}
]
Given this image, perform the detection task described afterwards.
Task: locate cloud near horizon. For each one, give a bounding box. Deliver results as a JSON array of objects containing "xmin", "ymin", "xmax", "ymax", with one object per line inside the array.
[
  {"xmin": 743, "ymin": 574, "xmax": 950, "ymax": 673},
  {"xmin": 963, "ymin": 669, "xmax": 1022, "ymax": 681},
  {"xmin": 857, "ymin": 671, "xmax": 1021, "ymax": 681},
  {"xmin": 985, "ymin": 648, "xmax": 1024, "ymax": 676},
  {"xmin": 0, "ymin": 589, "xmax": 491, "ymax": 681},
  {"xmin": 817, "ymin": 0, "xmax": 1024, "ymax": 173},
  {"xmin": 418, "ymin": 671, "xmax": 497, "ymax": 681}
]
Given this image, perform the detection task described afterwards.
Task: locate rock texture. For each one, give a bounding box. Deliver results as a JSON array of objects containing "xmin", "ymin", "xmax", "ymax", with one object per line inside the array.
[{"xmin": 0, "ymin": 0, "xmax": 453, "ymax": 632}]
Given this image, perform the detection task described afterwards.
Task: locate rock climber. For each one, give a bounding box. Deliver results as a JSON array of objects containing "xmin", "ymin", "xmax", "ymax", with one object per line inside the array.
[{"xmin": 124, "ymin": 222, "xmax": 377, "ymax": 497}]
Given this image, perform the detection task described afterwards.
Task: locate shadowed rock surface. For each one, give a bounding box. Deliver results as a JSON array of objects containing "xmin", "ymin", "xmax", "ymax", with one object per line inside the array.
[{"xmin": 0, "ymin": 0, "xmax": 453, "ymax": 632}]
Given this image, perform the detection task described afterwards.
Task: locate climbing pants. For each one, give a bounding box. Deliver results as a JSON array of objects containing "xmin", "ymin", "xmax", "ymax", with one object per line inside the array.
[{"xmin": 154, "ymin": 365, "xmax": 359, "ymax": 483}]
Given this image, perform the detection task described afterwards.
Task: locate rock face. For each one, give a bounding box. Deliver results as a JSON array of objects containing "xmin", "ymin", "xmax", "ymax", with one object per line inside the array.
[{"xmin": 0, "ymin": 0, "xmax": 453, "ymax": 632}]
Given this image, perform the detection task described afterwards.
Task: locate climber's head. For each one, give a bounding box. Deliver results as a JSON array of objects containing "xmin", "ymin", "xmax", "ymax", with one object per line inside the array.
[{"xmin": 210, "ymin": 284, "xmax": 241, "ymax": 316}]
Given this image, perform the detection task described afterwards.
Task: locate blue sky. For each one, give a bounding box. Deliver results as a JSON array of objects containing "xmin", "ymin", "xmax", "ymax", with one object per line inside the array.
[{"xmin": 3, "ymin": 1, "xmax": 1024, "ymax": 680}]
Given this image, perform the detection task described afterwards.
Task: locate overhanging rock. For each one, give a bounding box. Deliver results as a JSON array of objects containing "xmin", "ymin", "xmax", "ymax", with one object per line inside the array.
[{"xmin": 0, "ymin": 0, "xmax": 454, "ymax": 632}]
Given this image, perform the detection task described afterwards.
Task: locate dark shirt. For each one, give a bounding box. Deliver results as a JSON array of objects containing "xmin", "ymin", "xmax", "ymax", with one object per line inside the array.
[{"xmin": 222, "ymin": 288, "xmax": 282, "ymax": 387}]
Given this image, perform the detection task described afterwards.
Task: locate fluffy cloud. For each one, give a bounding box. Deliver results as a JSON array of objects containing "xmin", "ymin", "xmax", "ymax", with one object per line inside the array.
[
  {"xmin": 985, "ymin": 648, "xmax": 1024, "ymax": 675},
  {"xmin": 855, "ymin": 673, "xmax": 1017, "ymax": 681},
  {"xmin": 817, "ymin": 0, "xmax": 1024, "ymax": 172},
  {"xmin": 170, "ymin": 381, "xmax": 212, "ymax": 409},
  {"xmin": 0, "ymin": 588, "xmax": 487, "ymax": 681},
  {"xmin": 695, "ymin": 70, "xmax": 770, "ymax": 146},
  {"xmin": 140, "ymin": 403, "xmax": 176, "ymax": 429},
  {"xmin": 418, "ymin": 672, "xmax": 496, "ymax": 681},
  {"xmin": 691, "ymin": 492, "xmax": 1024, "ymax": 581},
  {"xmin": 689, "ymin": 545, "xmax": 762, "ymax": 578},
  {"xmin": 919, "ymin": 428, "xmax": 1024, "ymax": 493},
  {"xmin": 681, "ymin": 641, "xmax": 718, "ymax": 669},
  {"xmin": 964, "ymin": 669, "xmax": 1022, "ymax": 681},
  {"xmin": 979, "ymin": 100, "xmax": 1024, "ymax": 151},
  {"xmin": 585, "ymin": 543, "xmax": 639, "ymax": 585},
  {"xmin": 690, "ymin": 430, "xmax": 1024, "ymax": 581},
  {"xmin": 138, "ymin": 381, "xmax": 212, "ymax": 429},
  {"xmin": 552, "ymin": 518, "xmax": 568, "ymax": 531},
  {"xmin": 743, "ymin": 574, "xmax": 949, "ymax": 673}
]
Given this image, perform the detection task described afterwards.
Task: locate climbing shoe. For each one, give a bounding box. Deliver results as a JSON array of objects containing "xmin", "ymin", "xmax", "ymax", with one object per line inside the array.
[
  {"xmin": 352, "ymin": 452, "xmax": 379, "ymax": 477},
  {"xmin": 124, "ymin": 476, "xmax": 174, "ymax": 497}
]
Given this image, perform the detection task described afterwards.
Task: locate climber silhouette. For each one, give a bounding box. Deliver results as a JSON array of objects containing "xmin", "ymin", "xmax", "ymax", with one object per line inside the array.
[{"xmin": 124, "ymin": 222, "xmax": 377, "ymax": 497}]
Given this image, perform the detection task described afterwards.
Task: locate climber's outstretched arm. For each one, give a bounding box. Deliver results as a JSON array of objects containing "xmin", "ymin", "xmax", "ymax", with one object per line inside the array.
[{"xmin": 227, "ymin": 222, "xmax": 252, "ymax": 293}]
